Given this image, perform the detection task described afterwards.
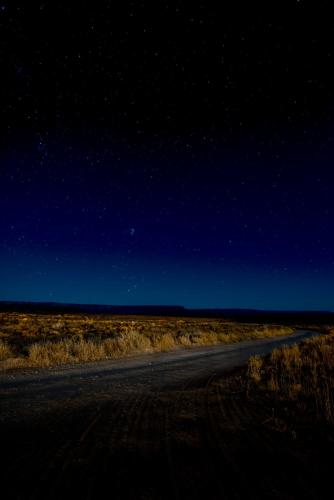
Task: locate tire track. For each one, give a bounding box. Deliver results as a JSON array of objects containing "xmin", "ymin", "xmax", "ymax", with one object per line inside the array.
[
  {"xmin": 202, "ymin": 374, "xmax": 244, "ymax": 499},
  {"xmin": 164, "ymin": 374, "xmax": 230, "ymax": 499},
  {"xmin": 215, "ymin": 381, "xmax": 319, "ymax": 499},
  {"xmin": 164, "ymin": 375, "xmax": 204, "ymax": 499},
  {"xmin": 47, "ymin": 394, "xmax": 133, "ymax": 499}
]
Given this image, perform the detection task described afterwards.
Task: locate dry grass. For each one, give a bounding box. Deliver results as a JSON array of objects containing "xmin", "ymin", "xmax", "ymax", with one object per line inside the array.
[
  {"xmin": 247, "ymin": 332, "xmax": 334, "ymax": 423},
  {"xmin": 247, "ymin": 354, "xmax": 263, "ymax": 383},
  {"xmin": 0, "ymin": 340, "xmax": 14, "ymax": 361},
  {"xmin": 0, "ymin": 312, "xmax": 295, "ymax": 370}
]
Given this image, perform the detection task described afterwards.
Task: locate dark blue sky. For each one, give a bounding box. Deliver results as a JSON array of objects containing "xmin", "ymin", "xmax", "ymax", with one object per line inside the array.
[{"xmin": 1, "ymin": 2, "xmax": 334, "ymax": 310}]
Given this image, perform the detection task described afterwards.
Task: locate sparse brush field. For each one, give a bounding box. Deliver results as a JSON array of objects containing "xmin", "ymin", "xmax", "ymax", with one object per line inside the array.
[
  {"xmin": 0, "ymin": 312, "xmax": 295, "ymax": 370},
  {"xmin": 247, "ymin": 329, "xmax": 334, "ymax": 424}
]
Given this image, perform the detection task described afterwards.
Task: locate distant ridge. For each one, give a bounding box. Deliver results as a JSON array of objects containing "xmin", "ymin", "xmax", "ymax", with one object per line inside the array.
[
  {"xmin": 0, "ymin": 301, "xmax": 333, "ymax": 324},
  {"xmin": 0, "ymin": 301, "xmax": 185, "ymax": 316}
]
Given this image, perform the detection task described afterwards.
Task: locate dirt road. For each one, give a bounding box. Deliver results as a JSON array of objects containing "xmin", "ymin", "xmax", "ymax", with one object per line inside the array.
[{"xmin": 1, "ymin": 330, "xmax": 330, "ymax": 499}]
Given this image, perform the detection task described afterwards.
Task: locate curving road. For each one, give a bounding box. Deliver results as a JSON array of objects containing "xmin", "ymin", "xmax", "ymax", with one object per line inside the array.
[{"xmin": 1, "ymin": 329, "xmax": 329, "ymax": 500}]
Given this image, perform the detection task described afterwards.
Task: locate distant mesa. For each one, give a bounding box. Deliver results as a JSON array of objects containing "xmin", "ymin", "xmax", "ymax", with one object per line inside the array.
[
  {"xmin": 0, "ymin": 301, "xmax": 186, "ymax": 316},
  {"xmin": 0, "ymin": 301, "xmax": 333, "ymax": 324}
]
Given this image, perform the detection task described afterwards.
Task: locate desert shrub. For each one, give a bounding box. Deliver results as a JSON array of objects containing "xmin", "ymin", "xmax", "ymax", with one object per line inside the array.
[
  {"xmin": 247, "ymin": 355, "xmax": 263, "ymax": 383},
  {"xmin": 102, "ymin": 338, "xmax": 120, "ymax": 357},
  {"xmin": 248, "ymin": 333, "xmax": 334, "ymax": 423},
  {"xmin": 191, "ymin": 331, "xmax": 218, "ymax": 344},
  {"xmin": 217, "ymin": 332, "xmax": 239, "ymax": 343},
  {"xmin": 151, "ymin": 333, "xmax": 175, "ymax": 351},
  {"xmin": 103, "ymin": 332, "xmax": 152, "ymax": 357},
  {"xmin": 177, "ymin": 334, "xmax": 192, "ymax": 347},
  {"xmin": 115, "ymin": 331, "xmax": 152, "ymax": 353},
  {"xmin": 28, "ymin": 340, "xmax": 74, "ymax": 366},
  {"xmin": 71, "ymin": 338, "xmax": 106, "ymax": 361},
  {"xmin": 0, "ymin": 340, "xmax": 14, "ymax": 360}
]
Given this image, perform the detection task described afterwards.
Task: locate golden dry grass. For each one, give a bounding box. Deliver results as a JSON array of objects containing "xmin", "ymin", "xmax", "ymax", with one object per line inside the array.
[
  {"xmin": 0, "ymin": 339, "xmax": 14, "ymax": 361},
  {"xmin": 247, "ymin": 332, "xmax": 334, "ymax": 423},
  {"xmin": 0, "ymin": 312, "xmax": 295, "ymax": 370},
  {"xmin": 247, "ymin": 354, "xmax": 263, "ymax": 383}
]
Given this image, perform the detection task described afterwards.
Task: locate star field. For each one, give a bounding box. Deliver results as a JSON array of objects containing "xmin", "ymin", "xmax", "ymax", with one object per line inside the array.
[{"xmin": 1, "ymin": 2, "xmax": 334, "ymax": 309}]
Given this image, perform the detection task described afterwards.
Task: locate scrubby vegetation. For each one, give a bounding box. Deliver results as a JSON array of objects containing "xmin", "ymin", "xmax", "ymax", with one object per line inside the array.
[
  {"xmin": 247, "ymin": 329, "xmax": 334, "ymax": 423},
  {"xmin": 0, "ymin": 339, "xmax": 14, "ymax": 361},
  {"xmin": 0, "ymin": 312, "xmax": 295, "ymax": 370}
]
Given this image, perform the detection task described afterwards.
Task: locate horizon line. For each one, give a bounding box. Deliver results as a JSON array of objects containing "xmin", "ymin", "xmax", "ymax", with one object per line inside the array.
[{"xmin": 0, "ymin": 299, "xmax": 333, "ymax": 314}]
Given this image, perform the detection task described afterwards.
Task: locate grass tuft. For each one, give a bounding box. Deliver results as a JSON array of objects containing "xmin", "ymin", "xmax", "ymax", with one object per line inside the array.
[
  {"xmin": 247, "ymin": 332, "xmax": 334, "ymax": 423},
  {"xmin": 0, "ymin": 340, "xmax": 14, "ymax": 360},
  {"xmin": 247, "ymin": 355, "xmax": 263, "ymax": 383}
]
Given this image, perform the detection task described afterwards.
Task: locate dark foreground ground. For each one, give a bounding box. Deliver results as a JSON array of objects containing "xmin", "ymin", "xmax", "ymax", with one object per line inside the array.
[{"xmin": 1, "ymin": 330, "xmax": 332, "ymax": 499}]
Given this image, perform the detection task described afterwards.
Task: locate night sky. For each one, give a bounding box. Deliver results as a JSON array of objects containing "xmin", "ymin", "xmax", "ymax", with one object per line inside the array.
[{"xmin": 1, "ymin": 2, "xmax": 334, "ymax": 310}]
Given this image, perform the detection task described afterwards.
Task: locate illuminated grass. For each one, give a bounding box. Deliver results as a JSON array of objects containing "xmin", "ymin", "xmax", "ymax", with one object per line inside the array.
[
  {"xmin": 247, "ymin": 330, "xmax": 334, "ymax": 423},
  {"xmin": 0, "ymin": 312, "xmax": 295, "ymax": 370}
]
